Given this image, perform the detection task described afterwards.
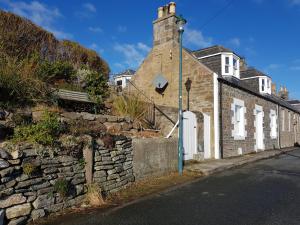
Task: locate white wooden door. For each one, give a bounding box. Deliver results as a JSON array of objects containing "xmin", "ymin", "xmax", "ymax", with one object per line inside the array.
[
  {"xmin": 183, "ymin": 111, "xmax": 197, "ymax": 160},
  {"xmin": 256, "ymin": 110, "xmax": 264, "ymax": 150}
]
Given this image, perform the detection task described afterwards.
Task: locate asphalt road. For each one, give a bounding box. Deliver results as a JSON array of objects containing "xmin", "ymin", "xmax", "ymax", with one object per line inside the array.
[{"xmin": 43, "ymin": 149, "xmax": 300, "ymax": 225}]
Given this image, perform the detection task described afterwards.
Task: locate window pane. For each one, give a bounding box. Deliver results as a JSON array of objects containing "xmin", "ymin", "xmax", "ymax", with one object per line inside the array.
[
  {"xmin": 225, "ymin": 65, "xmax": 229, "ymax": 73},
  {"xmin": 225, "ymin": 57, "xmax": 230, "ymax": 64}
]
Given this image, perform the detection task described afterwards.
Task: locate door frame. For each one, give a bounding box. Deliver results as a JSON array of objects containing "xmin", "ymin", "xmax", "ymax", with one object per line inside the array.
[{"xmin": 254, "ymin": 105, "xmax": 264, "ymax": 151}]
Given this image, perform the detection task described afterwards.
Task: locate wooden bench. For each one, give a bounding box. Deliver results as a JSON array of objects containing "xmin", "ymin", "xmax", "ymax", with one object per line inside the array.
[{"xmin": 52, "ymin": 89, "xmax": 94, "ymax": 103}]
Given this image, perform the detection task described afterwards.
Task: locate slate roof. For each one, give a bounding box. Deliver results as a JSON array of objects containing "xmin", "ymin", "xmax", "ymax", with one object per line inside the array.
[
  {"xmin": 287, "ymin": 100, "xmax": 300, "ymax": 105},
  {"xmin": 192, "ymin": 45, "xmax": 240, "ymax": 58},
  {"xmin": 219, "ymin": 76, "xmax": 300, "ymax": 113},
  {"xmin": 240, "ymin": 67, "xmax": 271, "ymax": 79},
  {"xmin": 114, "ymin": 69, "xmax": 136, "ymax": 76}
]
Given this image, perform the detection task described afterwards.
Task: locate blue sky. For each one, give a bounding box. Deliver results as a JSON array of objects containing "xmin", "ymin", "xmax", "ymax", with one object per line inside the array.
[{"xmin": 0, "ymin": 0, "xmax": 300, "ymax": 98}]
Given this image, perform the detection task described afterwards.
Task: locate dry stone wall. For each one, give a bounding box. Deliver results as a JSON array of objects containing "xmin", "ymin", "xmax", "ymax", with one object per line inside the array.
[{"xmin": 0, "ymin": 134, "xmax": 134, "ymax": 225}]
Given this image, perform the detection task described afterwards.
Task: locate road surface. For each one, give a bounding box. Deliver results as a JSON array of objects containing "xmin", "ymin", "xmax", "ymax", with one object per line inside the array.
[{"xmin": 43, "ymin": 149, "xmax": 300, "ymax": 225}]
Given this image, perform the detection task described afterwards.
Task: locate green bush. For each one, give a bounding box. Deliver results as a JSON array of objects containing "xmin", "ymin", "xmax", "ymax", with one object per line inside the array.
[
  {"xmin": 0, "ymin": 53, "xmax": 50, "ymax": 107},
  {"xmin": 85, "ymin": 71, "xmax": 109, "ymax": 104},
  {"xmin": 37, "ymin": 60, "xmax": 75, "ymax": 82},
  {"xmin": 13, "ymin": 111, "xmax": 63, "ymax": 145}
]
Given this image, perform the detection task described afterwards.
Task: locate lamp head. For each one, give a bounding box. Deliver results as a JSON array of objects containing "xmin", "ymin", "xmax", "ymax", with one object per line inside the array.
[{"xmin": 176, "ymin": 15, "xmax": 187, "ymax": 32}]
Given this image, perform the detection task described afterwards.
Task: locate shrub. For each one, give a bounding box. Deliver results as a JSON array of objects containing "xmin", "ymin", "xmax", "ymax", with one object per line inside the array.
[
  {"xmin": 67, "ymin": 118, "xmax": 106, "ymax": 137},
  {"xmin": 37, "ymin": 60, "xmax": 75, "ymax": 82},
  {"xmin": 0, "ymin": 53, "xmax": 50, "ymax": 107},
  {"xmin": 54, "ymin": 178, "xmax": 69, "ymax": 198},
  {"xmin": 86, "ymin": 183, "xmax": 105, "ymax": 206},
  {"xmin": 85, "ymin": 71, "xmax": 109, "ymax": 105},
  {"xmin": 13, "ymin": 111, "xmax": 63, "ymax": 145},
  {"xmin": 22, "ymin": 163, "xmax": 37, "ymax": 176}
]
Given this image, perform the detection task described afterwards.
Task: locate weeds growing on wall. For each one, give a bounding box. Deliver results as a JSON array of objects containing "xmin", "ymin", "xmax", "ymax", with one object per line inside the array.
[{"xmin": 13, "ymin": 111, "xmax": 63, "ymax": 146}]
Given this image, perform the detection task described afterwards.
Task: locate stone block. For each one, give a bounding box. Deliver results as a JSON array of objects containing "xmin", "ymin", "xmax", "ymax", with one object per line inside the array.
[
  {"xmin": 0, "ymin": 148, "xmax": 10, "ymax": 159},
  {"xmin": 75, "ymin": 184, "xmax": 84, "ymax": 195},
  {"xmin": 0, "ymin": 167, "xmax": 14, "ymax": 177},
  {"xmin": 15, "ymin": 178, "xmax": 43, "ymax": 189},
  {"xmin": 7, "ymin": 159, "xmax": 20, "ymax": 165},
  {"xmin": 0, "ymin": 193, "xmax": 26, "ymax": 208},
  {"xmin": 0, "ymin": 159, "xmax": 9, "ymax": 169},
  {"xmin": 7, "ymin": 216, "xmax": 27, "ymax": 225},
  {"xmin": 5, "ymin": 203, "xmax": 31, "ymax": 219},
  {"xmin": 0, "ymin": 188, "xmax": 14, "ymax": 198},
  {"xmin": 37, "ymin": 187, "xmax": 54, "ymax": 196},
  {"xmin": 33, "ymin": 195, "xmax": 54, "ymax": 209},
  {"xmin": 0, "ymin": 209, "xmax": 4, "ymax": 225},
  {"xmin": 94, "ymin": 165, "xmax": 114, "ymax": 170},
  {"xmin": 10, "ymin": 150, "xmax": 23, "ymax": 160},
  {"xmin": 31, "ymin": 209, "xmax": 45, "ymax": 221},
  {"xmin": 5, "ymin": 180, "xmax": 16, "ymax": 189},
  {"xmin": 93, "ymin": 170, "xmax": 106, "ymax": 178},
  {"xmin": 43, "ymin": 167, "xmax": 58, "ymax": 174},
  {"xmin": 31, "ymin": 181, "xmax": 51, "ymax": 191}
]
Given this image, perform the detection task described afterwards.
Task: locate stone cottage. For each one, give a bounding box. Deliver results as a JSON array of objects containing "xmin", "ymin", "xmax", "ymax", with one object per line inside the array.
[{"xmin": 127, "ymin": 2, "xmax": 300, "ymax": 160}]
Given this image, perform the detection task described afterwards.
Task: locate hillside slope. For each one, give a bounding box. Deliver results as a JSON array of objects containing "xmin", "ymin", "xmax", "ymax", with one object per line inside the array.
[{"xmin": 0, "ymin": 10, "xmax": 110, "ymax": 77}]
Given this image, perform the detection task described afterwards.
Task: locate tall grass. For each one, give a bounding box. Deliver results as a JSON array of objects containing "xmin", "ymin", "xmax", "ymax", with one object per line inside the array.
[{"xmin": 112, "ymin": 94, "xmax": 147, "ymax": 125}]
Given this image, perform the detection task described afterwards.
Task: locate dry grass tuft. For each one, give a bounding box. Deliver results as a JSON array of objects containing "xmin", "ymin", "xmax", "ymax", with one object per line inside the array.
[{"xmin": 86, "ymin": 183, "xmax": 105, "ymax": 206}]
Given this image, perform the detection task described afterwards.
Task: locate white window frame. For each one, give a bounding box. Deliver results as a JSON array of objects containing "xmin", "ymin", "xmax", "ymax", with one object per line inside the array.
[
  {"xmin": 259, "ymin": 77, "xmax": 272, "ymax": 94},
  {"xmin": 270, "ymin": 109, "xmax": 277, "ymax": 139},
  {"xmin": 289, "ymin": 111, "xmax": 291, "ymax": 132},
  {"xmin": 221, "ymin": 53, "xmax": 240, "ymax": 79},
  {"xmin": 231, "ymin": 98, "xmax": 247, "ymax": 140},
  {"xmin": 281, "ymin": 109, "xmax": 285, "ymax": 132}
]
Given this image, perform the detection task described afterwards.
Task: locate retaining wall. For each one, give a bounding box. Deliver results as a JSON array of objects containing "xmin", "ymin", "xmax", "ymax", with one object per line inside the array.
[{"xmin": 132, "ymin": 138, "xmax": 178, "ymax": 180}]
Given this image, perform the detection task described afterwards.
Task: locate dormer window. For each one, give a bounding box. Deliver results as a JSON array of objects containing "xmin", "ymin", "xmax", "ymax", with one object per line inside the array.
[
  {"xmin": 259, "ymin": 77, "xmax": 272, "ymax": 94},
  {"xmin": 221, "ymin": 53, "xmax": 240, "ymax": 79}
]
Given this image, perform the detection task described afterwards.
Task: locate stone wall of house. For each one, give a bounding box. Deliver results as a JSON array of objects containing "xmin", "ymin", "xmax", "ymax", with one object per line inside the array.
[
  {"xmin": 221, "ymin": 82, "xmax": 300, "ymax": 158},
  {"xmin": 279, "ymin": 106, "xmax": 300, "ymax": 148},
  {"xmin": 128, "ymin": 40, "xmax": 216, "ymax": 157},
  {"xmin": 0, "ymin": 134, "xmax": 135, "ymax": 225},
  {"xmin": 221, "ymin": 83, "xmax": 279, "ymax": 157}
]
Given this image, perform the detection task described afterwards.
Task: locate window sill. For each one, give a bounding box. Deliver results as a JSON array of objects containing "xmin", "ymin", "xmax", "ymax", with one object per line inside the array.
[{"xmin": 233, "ymin": 135, "xmax": 246, "ymax": 141}]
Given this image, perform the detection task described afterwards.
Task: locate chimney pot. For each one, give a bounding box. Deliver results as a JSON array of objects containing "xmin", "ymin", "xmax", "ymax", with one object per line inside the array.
[
  {"xmin": 158, "ymin": 7, "xmax": 163, "ymax": 18},
  {"xmin": 169, "ymin": 2, "xmax": 176, "ymax": 14}
]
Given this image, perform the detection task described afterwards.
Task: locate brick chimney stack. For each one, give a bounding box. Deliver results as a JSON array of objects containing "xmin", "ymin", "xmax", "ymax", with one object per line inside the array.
[
  {"xmin": 271, "ymin": 83, "xmax": 277, "ymax": 96},
  {"xmin": 153, "ymin": 2, "xmax": 179, "ymax": 47},
  {"xmin": 278, "ymin": 85, "xmax": 289, "ymax": 100}
]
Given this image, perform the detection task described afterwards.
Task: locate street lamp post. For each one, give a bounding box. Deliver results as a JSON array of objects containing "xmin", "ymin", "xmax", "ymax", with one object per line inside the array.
[{"xmin": 176, "ymin": 15, "xmax": 187, "ymax": 175}]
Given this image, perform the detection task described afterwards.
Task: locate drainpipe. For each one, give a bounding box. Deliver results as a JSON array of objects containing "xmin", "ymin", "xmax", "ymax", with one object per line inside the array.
[
  {"xmin": 277, "ymin": 104, "xmax": 281, "ymax": 149},
  {"xmin": 219, "ymin": 80, "xmax": 224, "ymax": 158}
]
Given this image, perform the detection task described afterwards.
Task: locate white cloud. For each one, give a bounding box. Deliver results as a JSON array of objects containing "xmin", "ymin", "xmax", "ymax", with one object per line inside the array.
[
  {"xmin": 83, "ymin": 3, "xmax": 96, "ymax": 12},
  {"xmin": 228, "ymin": 38, "xmax": 241, "ymax": 47},
  {"xmin": 1, "ymin": 0, "xmax": 72, "ymax": 39},
  {"xmin": 267, "ymin": 64, "xmax": 281, "ymax": 70},
  {"xmin": 117, "ymin": 25, "xmax": 127, "ymax": 33},
  {"xmin": 88, "ymin": 26, "xmax": 103, "ymax": 33},
  {"xmin": 290, "ymin": 66, "xmax": 300, "ymax": 71},
  {"xmin": 114, "ymin": 42, "xmax": 151, "ymax": 68},
  {"xmin": 290, "ymin": 0, "xmax": 300, "ymax": 5},
  {"xmin": 184, "ymin": 27, "xmax": 212, "ymax": 49}
]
